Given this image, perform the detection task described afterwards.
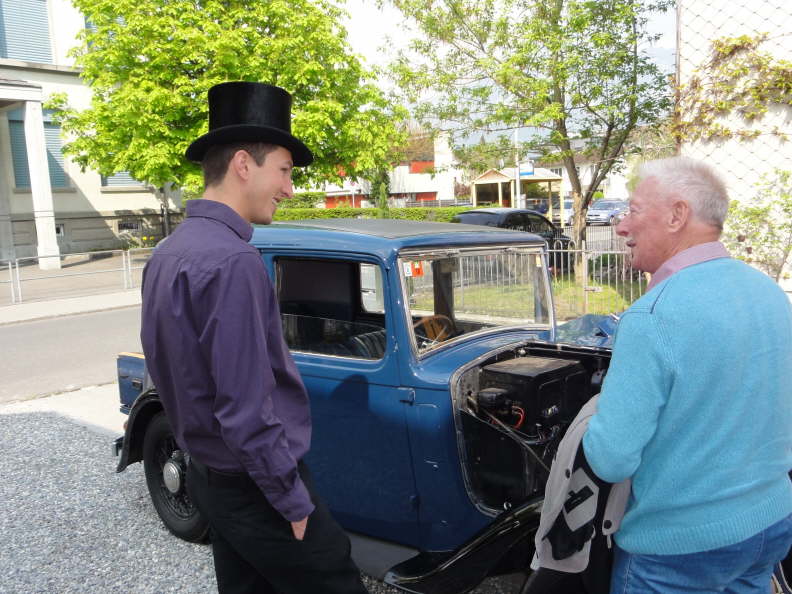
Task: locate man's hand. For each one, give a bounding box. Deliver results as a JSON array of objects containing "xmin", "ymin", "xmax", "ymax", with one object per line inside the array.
[{"xmin": 291, "ymin": 516, "xmax": 308, "ymax": 541}]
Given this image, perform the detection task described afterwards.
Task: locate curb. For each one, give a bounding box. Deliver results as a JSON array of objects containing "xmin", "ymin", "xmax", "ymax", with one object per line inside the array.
[{"xmin": 0, "ymin": 291, "xmax": 141, "ymax": 326}]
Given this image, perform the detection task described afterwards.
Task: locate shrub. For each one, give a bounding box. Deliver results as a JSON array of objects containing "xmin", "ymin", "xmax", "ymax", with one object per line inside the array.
[
  {"xmin": 274, "ymin": 206, "xmax": 477, "ymax": 223},
  {"xmin": 280, "ymin": 192, "xmax": 326, "ymax": 209}
]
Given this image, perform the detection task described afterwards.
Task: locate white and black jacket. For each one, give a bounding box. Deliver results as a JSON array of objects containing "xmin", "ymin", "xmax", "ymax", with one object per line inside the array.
[{"xmin": 531, "ymin": 395, "xmax": 631, "ymax": 575}]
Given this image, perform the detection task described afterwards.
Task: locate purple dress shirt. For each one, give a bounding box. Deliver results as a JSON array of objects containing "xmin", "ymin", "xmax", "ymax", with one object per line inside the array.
[
  {"xmin": 140, "ymin": 199, "xmax": 314, "ymax": 522},
  {"xmin": 647, "ymin": 241, "xmax": 731, "ymax": 291}
]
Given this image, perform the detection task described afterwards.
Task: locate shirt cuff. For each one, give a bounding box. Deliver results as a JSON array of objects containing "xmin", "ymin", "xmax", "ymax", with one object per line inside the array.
[{"xmin": 261, "ymin": 476, "xmax": 315, "ymax": 522}]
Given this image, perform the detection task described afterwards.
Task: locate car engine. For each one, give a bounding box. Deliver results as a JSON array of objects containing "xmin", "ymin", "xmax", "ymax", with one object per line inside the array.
[{"xmin": 455, "ymin": 343, "xmax": 610, "ymax": 513}]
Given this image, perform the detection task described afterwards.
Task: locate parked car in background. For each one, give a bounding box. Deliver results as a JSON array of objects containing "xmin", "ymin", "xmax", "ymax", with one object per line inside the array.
[
  {"xmin": 524, "ymin": 198, "xmax": 549, "ymax": 215},
  {"xmin": 586, "ymin": 199, "xmax": 628, "ymax": 225},
  {"xmin": 551, "ymin": 198, "xmax": 575, "ymax": 226},
  {"xmin": 452, "ymin": 208, "xmax": 574, "ymax": 274},
  {"xmin": 113, "ymin": 219, "xmax": 610, "ymax": 593}
]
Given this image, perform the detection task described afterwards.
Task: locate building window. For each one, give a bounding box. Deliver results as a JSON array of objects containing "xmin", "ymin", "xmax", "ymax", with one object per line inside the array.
[
  {"xmin": 550, "ymin": 167, "xmax": 563, "ymax": 177},
  {"xmin": 101, "ymin": 171, "xmax": 143, "ymax": 187},
  {"xmin": 0, "ymin": 0, "xmax": 53, "ymax": 63},
  {"xmin": 118, "ymin": 221, "xmax": 141, "ymax": 232},
  {"xmin": 7, "ymin": 109, "xmax": 68, "ymax": 189}
]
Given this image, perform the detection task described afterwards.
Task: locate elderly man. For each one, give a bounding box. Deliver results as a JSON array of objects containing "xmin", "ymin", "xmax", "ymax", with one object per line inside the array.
[{"xmin": 582, "ymin": 157, "xmax": 792, "ymax": 592}]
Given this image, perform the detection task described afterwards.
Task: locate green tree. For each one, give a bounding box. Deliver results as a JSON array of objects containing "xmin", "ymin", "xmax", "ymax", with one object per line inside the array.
[
  {"xmin": 388, "ymin": 0, "xmax": 671, "ymax": 244},
  {"xmin": 453, "ymin": 136, "xmax": 516, "ymax": 172},
  {"xmin": 723, "ymin": 169, "xmax": 792, "ymax": 283},
  {"xmin": 368, "ymin": 166, "xmax": 392, "ymax": 218},
  {"xmin": 49, "ymin": 0, "xmax": 405, "ymax": 199}
]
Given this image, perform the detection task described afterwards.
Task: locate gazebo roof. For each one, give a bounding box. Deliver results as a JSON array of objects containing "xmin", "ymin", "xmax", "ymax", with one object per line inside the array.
[{"xmin": 472, "ymin": 167, "xmax": 562, "ymax": 185}]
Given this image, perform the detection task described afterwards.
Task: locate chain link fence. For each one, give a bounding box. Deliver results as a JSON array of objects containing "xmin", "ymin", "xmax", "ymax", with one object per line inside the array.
[
  {"xmin": 676, "ymin": 0, "xmax": 792, "ymax": 289},
  {"xmin": 677, "ymin": 0, "xmax": 791, "ymax": 194}
]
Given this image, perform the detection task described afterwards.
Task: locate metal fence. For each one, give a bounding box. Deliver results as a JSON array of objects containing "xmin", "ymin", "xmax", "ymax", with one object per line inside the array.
[
  {"xmin": 677, "ymin": 0, "xmax": 792, "ymax": 288},
  {"xmin": 1, "ymin": 241, "xmax": 645, "ymax": 317},
  {"xmin": 549, "ymin": 244, "xmax": 647, "ymax": 321},
  {"xmin": 0, "ymin": 249, "xmax": 156, "ymax": 307},
  {"xmin": 677, "ymin": 0, "xmax": 791, "ymax": 200},
  {"xmin": 127, "ymin": 248, "xmax": 155, "ymax": 290},
  {"xmin": 406, "ymin": 237, "xmax": 645, "ymax": 321}
]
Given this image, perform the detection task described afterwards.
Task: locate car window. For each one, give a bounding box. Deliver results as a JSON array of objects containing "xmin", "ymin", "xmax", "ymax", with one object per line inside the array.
[
  {"xmin": 593, "ymin": 201, "xmax": 621, "ymax": 209},
  {"xmin": 360, "ymin": 263, "xmax": 384, "ymax": 313},
  {"xmin": 399, "ymin": 246, "xmax": 552, "ymax": 354},
  {"xmin": 526, "ymin": 214, "xmax": 553, "ymax": 235},
  {"xmin": 503, "ymin": 214, "xmax": 523, "ymax": 230},
  {"xmin": 276, "ymin": 257, "xmax": 387, "ymax": 359},
  {"xmin": 454, "ymin": 212, "xmax": 499, "ymax": 226}
]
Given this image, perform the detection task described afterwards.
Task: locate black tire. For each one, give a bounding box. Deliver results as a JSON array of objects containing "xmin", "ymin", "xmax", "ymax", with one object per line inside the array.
[{"xmin": 143, "ymin": 412, "xmax": 209, "ymax": 543}]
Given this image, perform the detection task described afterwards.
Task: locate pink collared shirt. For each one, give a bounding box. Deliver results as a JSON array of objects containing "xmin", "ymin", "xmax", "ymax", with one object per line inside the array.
[{"xmin": 647, "ymin": 241, "xmax": 731, "ymax": 291}]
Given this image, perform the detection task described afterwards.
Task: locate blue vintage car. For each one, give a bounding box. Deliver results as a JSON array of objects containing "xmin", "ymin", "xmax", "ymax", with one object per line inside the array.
[{"xmin": 114, "ymin": 219, "xmax": 615, "ymax": 592}]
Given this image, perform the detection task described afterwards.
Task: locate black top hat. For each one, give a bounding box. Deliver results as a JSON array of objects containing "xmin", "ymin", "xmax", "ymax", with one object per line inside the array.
[{"xmin": 185, "ymin": 82, "xmax": 313, "ymax": 166}]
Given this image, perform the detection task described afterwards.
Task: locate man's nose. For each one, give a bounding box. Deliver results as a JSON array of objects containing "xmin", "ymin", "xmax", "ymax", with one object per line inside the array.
[
  {"xmin": 615, "ymin": 215, "xmax": 629, "ymax": 237},
  {"xmin": 282, "ymin": 178, "xmax": 294, "ymax": 199}
]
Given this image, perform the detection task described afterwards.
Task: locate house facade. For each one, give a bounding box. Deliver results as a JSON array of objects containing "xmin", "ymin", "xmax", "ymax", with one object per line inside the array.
[
  {"xmin": 314, "ymin": 133, "xmax": 465, "ymax": 208},
  {"xmin": 0, "ymin": 0, "xmax": 177, "ymax": 265}
]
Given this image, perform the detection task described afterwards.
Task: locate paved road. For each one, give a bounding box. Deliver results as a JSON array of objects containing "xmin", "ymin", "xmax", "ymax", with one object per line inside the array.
[{"xmin": 0, "ymin": 307, "xmax": 142, "ymax": 403}]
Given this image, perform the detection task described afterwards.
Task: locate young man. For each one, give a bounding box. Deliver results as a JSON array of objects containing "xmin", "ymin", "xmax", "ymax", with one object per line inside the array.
[
  {"xmin": 141, "ymin": 82, "xmax": 368, "ymax": 594},
  {"xmin": 583, "ymin": 157, "xmax": 792, "ymax": 592}
]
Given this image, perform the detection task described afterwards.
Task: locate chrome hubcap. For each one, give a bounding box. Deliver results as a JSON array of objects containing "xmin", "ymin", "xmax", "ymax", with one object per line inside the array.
[{"xmin": 163, "ymin": 459, "xmax": 182, "ymax": 494}]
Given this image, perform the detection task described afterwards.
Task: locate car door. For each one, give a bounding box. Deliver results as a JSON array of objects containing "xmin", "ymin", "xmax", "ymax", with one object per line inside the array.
[
  {"xmin": 267, "ymin": 253, "xmax": 420, "ymax": 547},
  {"xmin": 525, "ymin": 213, "xmax": 555, "ymax": 243}
]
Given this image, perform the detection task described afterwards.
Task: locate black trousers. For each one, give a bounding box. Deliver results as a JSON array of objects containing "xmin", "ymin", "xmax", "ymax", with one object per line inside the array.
[{"xmin": 187, "ymin": 459, "xmax": 368, "ymax": 594}]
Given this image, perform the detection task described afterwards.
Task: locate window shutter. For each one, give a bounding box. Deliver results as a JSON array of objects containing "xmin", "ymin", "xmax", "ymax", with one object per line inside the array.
[
  {"xmin": 43, "ymin": 123, "xmax": 67, "ymax": 187},
  {"xmin": 0, "ymin": 0, "xmax": 53, "ymax": 63},
  {"xmin": 102, "ymin": 171, "xmax": 141, "ymax": 187},
  {"xmin": 8, "ymin": 120, "xmax": 30, "ymax": 188},
  {"xmin": 7, "ymin": 110, "xmax": 68, "ymax": 188}
]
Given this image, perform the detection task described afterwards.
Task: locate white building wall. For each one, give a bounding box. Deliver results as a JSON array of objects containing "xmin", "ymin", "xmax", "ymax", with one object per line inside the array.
[
  {"xmin": 0, "ymin": 0, "xmax": 177, "ymax": 258},
  {"xmin": 48, "ymin": 0, "xmax": 84, "ymax": 66}
]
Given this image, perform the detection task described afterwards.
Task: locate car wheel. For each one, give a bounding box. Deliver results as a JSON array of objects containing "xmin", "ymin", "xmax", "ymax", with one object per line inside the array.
[{"xmin": 143, "ymin": 411, "xmax": 209, "ymax": 542}]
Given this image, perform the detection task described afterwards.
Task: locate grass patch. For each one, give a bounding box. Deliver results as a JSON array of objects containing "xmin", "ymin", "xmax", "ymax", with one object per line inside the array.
[{"xmin": 552, "ymin": 274, "xmax": 644, "ymax": 320}]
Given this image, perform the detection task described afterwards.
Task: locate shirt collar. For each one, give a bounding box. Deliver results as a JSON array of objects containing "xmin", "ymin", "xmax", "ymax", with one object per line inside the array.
[
  {"xmin": 648, "ymin": 241, "xmax": 731, "ymax": 290},
  {"xmin": 185, "ymin": 199, "xmax": 253, "ymax": 242}
]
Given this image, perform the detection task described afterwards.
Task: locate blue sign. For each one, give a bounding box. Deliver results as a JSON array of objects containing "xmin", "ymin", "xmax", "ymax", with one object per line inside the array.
[{"xmin": 519, "ymin": 161, "xmax": 534, "ymax": 177}]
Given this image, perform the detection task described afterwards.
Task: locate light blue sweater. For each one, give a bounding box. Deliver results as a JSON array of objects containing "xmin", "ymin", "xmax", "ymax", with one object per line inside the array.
[{"xmin": 583, "ymin": 257, "xmax": 792, "ymax": 555}]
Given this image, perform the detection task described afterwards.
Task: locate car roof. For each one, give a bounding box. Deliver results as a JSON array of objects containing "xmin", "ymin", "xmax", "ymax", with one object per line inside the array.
[
  {"xmin": 457, "ymin": 208, "xmax": 547, "ymax": 216},
  {"xmin": 252, "ymin": 218, "xmax": 546, "ymax": 257}
]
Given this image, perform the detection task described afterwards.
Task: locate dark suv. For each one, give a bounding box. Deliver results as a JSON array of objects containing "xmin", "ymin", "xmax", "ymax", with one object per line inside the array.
[{"xmin": 452, "ymin": 208, "xmax": 574, "ymax": 273}]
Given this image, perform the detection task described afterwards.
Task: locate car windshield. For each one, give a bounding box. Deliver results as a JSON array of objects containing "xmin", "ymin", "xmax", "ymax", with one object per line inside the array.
[
  {"xmin": 592, "ymin": 201, "xmax": 624, "ymax": 210},
  {"xmin": 399, "ymin": 246, "xmax": 552, "ymax": 354}
]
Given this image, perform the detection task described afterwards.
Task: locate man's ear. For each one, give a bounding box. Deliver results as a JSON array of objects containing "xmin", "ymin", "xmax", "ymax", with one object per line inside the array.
[
  {"xmin": 668, "ymin": 199, "xmax": 690, "ymax": 233},
  {"xmin": 229, "ymin": 149, "xmax": 251, "ymax": 181}
]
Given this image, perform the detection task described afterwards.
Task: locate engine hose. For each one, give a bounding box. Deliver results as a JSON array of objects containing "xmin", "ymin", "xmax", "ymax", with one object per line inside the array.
[{"xmin": 482, "ymin": 410, "xmax": 551, "ymax": 473}]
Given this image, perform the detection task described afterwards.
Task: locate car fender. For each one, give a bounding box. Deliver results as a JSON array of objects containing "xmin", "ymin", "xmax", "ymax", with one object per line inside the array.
[
  {"xmin": 384, "ymin": 497, "xmax": 543, "ymax": 593},
  {"xmin": 115, "ymin": 391, "xmax": 163, "ymax": 472}
]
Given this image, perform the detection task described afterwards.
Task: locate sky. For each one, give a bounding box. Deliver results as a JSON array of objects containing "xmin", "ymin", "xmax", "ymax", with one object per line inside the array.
[
  {"xmin": 339, "ymin": 1, "xmax": 677, "ymax": 72},
  {"xmin": 337, "ymin": 1, "xmax": 677, "ymax": 147}
]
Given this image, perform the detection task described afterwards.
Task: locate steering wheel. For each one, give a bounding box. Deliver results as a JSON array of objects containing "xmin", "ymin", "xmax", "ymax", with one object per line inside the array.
[{"xmin": 413, "ymin": 314, "xmax": 456, "ymax": 342}]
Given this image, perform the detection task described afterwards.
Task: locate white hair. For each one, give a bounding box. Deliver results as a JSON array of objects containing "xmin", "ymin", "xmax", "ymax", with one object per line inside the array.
[{"xmin": 638, "ymin": 157, "xmax": 729, "ymax": 229}]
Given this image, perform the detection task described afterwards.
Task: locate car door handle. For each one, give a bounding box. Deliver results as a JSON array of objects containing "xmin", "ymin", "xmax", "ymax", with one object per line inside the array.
[{"xmin": 398, "ymin": 388, "xmax": 415, "ymax": 405}]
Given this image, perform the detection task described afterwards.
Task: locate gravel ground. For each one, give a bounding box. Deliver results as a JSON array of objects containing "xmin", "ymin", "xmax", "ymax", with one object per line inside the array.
[{"xmin": 0, "ymin": 411, "xmax": 522, "ymax": 594}]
